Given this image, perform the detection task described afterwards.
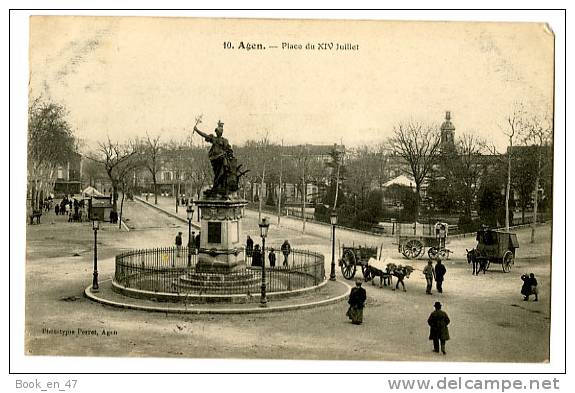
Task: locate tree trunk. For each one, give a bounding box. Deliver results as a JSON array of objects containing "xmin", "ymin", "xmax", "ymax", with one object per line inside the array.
[
  {"xmin": 531, "ymin": 147, "xmax": 542, "ymax": 243},
  {"xmin": 333, "ymin": 163, "xmax": 340, "ymax": 210},
  {"xmin": 112, "ymin": 183, "xmax": 118, "ymax": 211},
  {"xmin": 119, "ymin": 185, "xmax": 125, "ymax": 229},
  {"xmin": 277, "ymin": 160, "xmax": 283, "ymax": 226},
  {"xmin": 415, "ymin": 183, "xmax": 421, "ymax": 224},
  {"xmin": 505, "ymin": 144, "xmax": 512, "ymax": 231},
  {"xmin": 153, "ymin": 176, "xmax": 158, "ymax": 204},
  {"xmin": 302, "ymin": 173, "xmax": 306, "ymax": 233},
  {"xmin": 259, "ymin": 166, "xmax": 266, "ymax": 222}
]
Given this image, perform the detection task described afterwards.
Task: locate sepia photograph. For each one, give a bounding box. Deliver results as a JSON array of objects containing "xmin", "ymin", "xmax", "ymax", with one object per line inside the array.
[{"xmin": 16, "ymin": 11, "xmax": 562, "ymax": 373}]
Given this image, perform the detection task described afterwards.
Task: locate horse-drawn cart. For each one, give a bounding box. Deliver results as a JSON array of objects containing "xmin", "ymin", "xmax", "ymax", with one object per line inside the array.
[
  {"xmin": 397, "ymin": 235, "xmax": 450, "ymax": 259},
  {"xmin": 467, "ymin": 229, "xmax": 519, "ymax": 273},
  {"xmin": 338, "ymin": 244, "xmax": 381, "ymax": 279},
  {"xmin": 397, "ymin": 222, "xmax": 451, "ymax": 260}
]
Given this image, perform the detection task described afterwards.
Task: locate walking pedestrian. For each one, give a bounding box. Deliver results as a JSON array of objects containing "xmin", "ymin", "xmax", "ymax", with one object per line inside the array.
[
  {"xmin": 175, "ymin": 231, "xmax": 183, "ymax": 259},
  {"xmin": 246, "ymin": 235, "xmax": 254, "ymax": 257},
  {"xmin": 428, "ymin": 301, "xmax": 450, "ymax": 355},
  {"xmin": 346, "ymin": 279, "xmax": 367, "ymax": 325},
  {"xmin": 55, "ymin": 204, "xmax": 60, "ymax": 216},
  {"xmin": 268, "ymin": 248, "xmax": 276, "ymax": 268},
  {"xmin": 423, "ymin": 259, "xmax": 435, "ymax": 294},
  {"xmin": 434, "ymin": 259, "xmax": 447, "ymax": 293},
  {"xmin": 281, "ymin": 240, "xmax": 291, "ymax": 266}
]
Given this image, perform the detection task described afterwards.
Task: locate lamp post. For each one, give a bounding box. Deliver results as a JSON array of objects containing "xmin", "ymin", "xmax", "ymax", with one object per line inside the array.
[
  {"xmin": 91, "ymin": 219, "xmax": 100, "ymax": 292},
  {"xmin": 186, "ymin": 202, "xmax": 194, "ymax": 267},
  {"xmin": 259, "ymin": 217, "xmax": 270, "ymax": 307},
  {"xmin": 329, "ymin": 210, "xmax": 338, "ymax": 281}
]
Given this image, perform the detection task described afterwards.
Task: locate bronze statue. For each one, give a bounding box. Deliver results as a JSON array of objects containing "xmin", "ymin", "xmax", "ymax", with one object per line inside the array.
[{"xmin": 194, "ymin": 120, "xmax": 247, "ymax": 196}]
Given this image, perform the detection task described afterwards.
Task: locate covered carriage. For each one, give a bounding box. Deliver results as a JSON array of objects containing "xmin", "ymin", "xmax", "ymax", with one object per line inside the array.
[{"xmin": 469, "ymin": 229, "xmax": 519, "ymax": 273}]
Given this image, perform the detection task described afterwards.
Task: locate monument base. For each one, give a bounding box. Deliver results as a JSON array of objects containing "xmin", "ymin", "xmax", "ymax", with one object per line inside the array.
[{"xmin": 194, "ymin": 194, "xmax": 248, "ymax": 274}]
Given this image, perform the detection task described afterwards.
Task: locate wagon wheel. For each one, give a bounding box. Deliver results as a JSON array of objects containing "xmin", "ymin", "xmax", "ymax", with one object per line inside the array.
[
  {"xmin": 402, "ymin": 239, "xmax": 424, "ymax": 259},
  {"xmin": 502, "ymin": 251, "xmax": 514, "ymax": 273},
  {"xmin": 340, "ymin": 250, "xmax": 357, "ymax": 279},
  {"xmin": 427, "ymin": 247, "xmax": 439, "ymax": 259}
]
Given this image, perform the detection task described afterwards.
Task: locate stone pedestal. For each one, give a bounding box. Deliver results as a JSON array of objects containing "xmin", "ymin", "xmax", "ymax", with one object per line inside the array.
[{"xmin": 194, "ymin": 194, "xmax": 248, "ymax": 274}]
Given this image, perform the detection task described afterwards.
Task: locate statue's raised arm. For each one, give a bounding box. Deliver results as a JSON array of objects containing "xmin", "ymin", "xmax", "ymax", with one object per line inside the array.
[{"xmin": 193, "ymin": 125, "xmax": 211, "ymax": 141}]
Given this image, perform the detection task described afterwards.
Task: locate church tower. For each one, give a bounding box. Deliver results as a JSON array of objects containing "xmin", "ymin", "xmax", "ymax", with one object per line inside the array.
[{"xmin": 440, "ymin": 111, "xmax": 456, "ymax": 153}]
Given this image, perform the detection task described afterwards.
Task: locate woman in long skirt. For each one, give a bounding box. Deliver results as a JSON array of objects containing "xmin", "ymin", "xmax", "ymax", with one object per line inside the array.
[{"xmin": 346, "ymin": 279, "xmax": 367, "ymax": 325}]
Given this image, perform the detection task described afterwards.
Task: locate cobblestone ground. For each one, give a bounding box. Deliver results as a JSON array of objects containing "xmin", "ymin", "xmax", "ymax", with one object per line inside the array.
[{"xmin": 24, "ymin": 198, "xmax": 552, "ymax": 363}]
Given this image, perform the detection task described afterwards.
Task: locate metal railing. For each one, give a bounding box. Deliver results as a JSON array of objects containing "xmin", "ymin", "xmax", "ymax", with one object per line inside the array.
[{"xmin": 114, "ymin": 246, "xmax": 325, "ymax": 295}]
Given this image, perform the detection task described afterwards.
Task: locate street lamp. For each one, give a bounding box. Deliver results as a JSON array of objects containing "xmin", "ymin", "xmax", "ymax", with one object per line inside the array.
[
  {"xmin": 91, "ymin": 219, "xmax": 100, "ymax": 292},
  {"xmin": 259, "ymin": 217, "xmax": 270, "ymax": 307},
  {"xmin": 186, "ymin": 202, "xmax": 195, "ymax": 267},
  {"xmin": 329, "ymin": 210, "xmax": 338, "ymax": 281}
]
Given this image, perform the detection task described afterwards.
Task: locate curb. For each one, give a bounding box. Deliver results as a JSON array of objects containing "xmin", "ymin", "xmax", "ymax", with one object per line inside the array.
[
  {"xmin": 84, "ymin": 279, "xmax": 351, "ymax": 314},
  {"xmin": 134, "ymin": 196, "xmax": 200, "ymax": 230}
]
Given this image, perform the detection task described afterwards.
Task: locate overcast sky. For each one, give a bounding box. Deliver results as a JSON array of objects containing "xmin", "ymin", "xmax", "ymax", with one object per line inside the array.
[{"xmin": 29, "ymin": 17, "xmax": 554, "ymax": 152}]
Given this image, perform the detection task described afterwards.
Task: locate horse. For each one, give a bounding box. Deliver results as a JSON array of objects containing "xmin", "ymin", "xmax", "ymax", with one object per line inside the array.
[
  {"xmin": 387, "ymin": 263, "xmax": 414, "ymax": 291},
  {"xmin": 363, "ymin": 264, "xmax": 392, "ymax": 287},
  {"xmin": 466, "ymin": 248, "xmax": 488, "ymax": 275}
]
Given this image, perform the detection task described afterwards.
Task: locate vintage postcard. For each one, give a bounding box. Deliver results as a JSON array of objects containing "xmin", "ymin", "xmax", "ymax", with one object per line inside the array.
[{"xmin": 23, "ymin": 15, "xmax": 556, "ymax": 370}]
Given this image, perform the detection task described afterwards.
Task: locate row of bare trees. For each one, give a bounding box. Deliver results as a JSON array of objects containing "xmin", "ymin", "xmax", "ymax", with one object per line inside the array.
[{"xmin": 232, "ymin": 109, "xmax": 552, "ymax": 239}]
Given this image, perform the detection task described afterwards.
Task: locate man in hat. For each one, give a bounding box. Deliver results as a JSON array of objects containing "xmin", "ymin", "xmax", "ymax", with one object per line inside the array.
[
  {"xmin": 346, "ymin": 279, "xmax": 367, "ymax": 325},
  {"xmin": 428, "ymin": 301, "xmax": 450, "ymax": 354}
]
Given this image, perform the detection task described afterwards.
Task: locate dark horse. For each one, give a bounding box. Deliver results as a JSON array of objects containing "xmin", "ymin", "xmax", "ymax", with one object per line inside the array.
[{"xmin": 466, "ymin": 248, "xmax": 488, "ymax": 275}]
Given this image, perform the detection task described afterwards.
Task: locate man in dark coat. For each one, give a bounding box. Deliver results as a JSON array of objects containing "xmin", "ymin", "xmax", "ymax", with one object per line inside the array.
[
  {"xmin": 268, "ymin": 248, "xmax": 276, "ymax": 267},
  {"xmin": 246, "ymin": 235, "xmax": 254, "ymax": 257},
  {"xmin": 346, "ymin": 279, "xmax": 367, "ymax": 325},
  {"xmin": 434, "ymin": 259, "xmax": 447, "ymax": 293},
  {"xmin": 251, "ymin": 244, "xmax": 262, "ymax": 267},
  {"xmin": 428, "ymin": 301, "xmax": 450, "ymax": 354}
]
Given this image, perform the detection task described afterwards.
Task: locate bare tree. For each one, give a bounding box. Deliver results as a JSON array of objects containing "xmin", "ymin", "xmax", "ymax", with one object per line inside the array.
[
  {"xmin": 88, "ymin": 137, "xmax": 139, "ymax": 212},
  {"xmin": 522, "ymin": 113, "xmax": 553, "ymax": 242},
  {"xmin": 325, "ymin": 144, "xmax": 346, "ymax": 210},
  {"xmin": 141, "ymin": 132, "xmax": 162, "ymax": 205},
  {"xmin": 501, "ymin": 106, "xmax": 524, "ymax": 231},
  {"xmin": 388, "ymin": 121, "xmax": 441, "ymax": 220},
  {"xmin": 454, "ymin": 133, "xmax": 487, "ymax": 218}
]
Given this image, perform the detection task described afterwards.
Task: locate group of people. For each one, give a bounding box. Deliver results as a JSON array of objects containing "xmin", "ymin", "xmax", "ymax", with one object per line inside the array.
[
  {"xmin": 423, "ymin": 258, "xmax": 447, "ymax": 294},
  {"xmin": 54, "ymin": 196, "xmax": 86, "ymax": 222},
  {"xmin": 521, "ymin": 273, "xmax": 539, "ymax": 301},
  {"xmin": 347, "ymin": 278, "xmax": 450, "ymax": 354},
  {"xmin": 346, "ymin": 279, "xmax": 451, "ymax": 354},
  {"xmin": 174, "ymin": 231, "xmax": 201, "ymax": 258},
  {"xmin": 348, "ymin": 256, "xmax": 541, "ymax": 357},
  {"xmin": 246, "ymin": 236, "xmax": 291, "ymax": 268}
]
